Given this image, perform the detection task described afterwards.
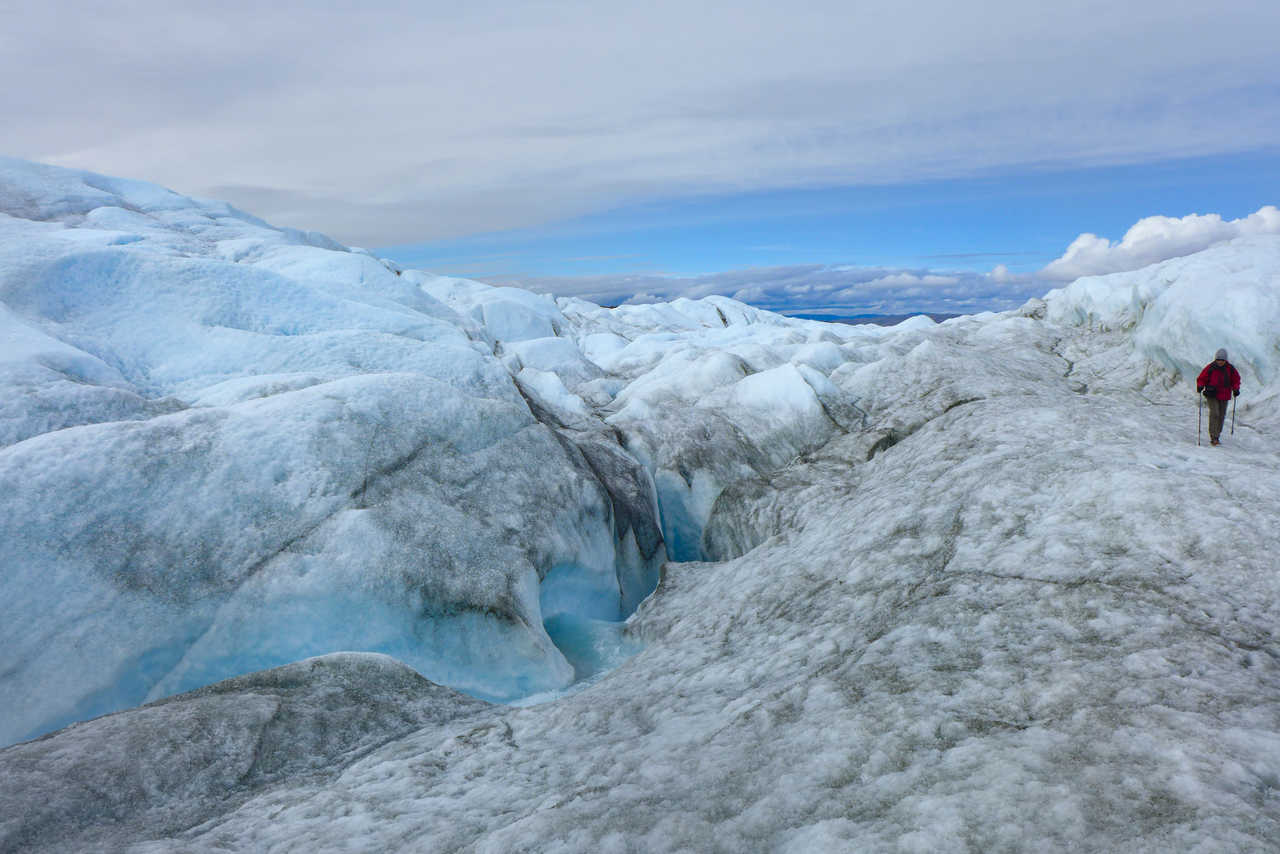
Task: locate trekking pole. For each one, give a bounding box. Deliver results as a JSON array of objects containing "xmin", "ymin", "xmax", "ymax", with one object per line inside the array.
[
  {"xmin": 1197, "ymin": 393, "xmax": 1202, "ymax": 446},
  {"xmin": 1231, "ymin": 394, "xmax": 1236, "ymax": 435}
]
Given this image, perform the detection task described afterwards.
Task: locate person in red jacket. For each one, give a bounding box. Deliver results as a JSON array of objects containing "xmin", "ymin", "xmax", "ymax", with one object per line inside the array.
[{"xmin": 1197, "ymin": 348, "xmax": 1241, "ymax": 446}]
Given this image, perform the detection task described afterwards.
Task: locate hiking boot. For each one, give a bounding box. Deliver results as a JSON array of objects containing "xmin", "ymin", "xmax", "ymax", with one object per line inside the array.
[{"xmin": 1210, "ymin": 437, "xmax": 1220, "ymax": 445}]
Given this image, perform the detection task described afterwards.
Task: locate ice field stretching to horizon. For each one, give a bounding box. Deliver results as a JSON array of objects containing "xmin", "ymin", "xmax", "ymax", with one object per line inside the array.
[{"xmin": 0, "ymin": 158, "xmax": 1278, "ymax": 852}]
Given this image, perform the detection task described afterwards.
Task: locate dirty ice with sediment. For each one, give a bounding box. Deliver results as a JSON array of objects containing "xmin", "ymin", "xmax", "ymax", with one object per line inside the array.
[{"xmin": 0, "ymin": 157, "xmax": 1278, "ymax": 852}]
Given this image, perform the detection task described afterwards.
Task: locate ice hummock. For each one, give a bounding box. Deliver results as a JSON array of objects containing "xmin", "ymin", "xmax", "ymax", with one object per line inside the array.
[{"xmin": 1043, "ymin": 234, "xmax": 1280, "ymax": 398}]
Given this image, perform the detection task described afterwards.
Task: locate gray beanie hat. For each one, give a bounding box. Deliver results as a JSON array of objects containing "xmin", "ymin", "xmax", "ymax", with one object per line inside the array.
[{"xmin": 1215, "ymin": 348, "xmax": 1228, "ymax": 360}]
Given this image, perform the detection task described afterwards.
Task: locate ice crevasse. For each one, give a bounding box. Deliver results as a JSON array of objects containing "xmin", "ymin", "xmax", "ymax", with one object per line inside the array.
[{"xmin": 0, "ymin": 158, "xmax": 878, "ymax": 745}]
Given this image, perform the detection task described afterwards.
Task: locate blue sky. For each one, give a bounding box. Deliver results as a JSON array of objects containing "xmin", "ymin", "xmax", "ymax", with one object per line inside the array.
[
  {"xmin": 380, "ymin": 150, "xmax": 1280, "ymax": 278},
  {"xmin": 380, "ymin": 151, "xmax": 1280, "ymax": 314},
  {"xmin": 6, "ymin": 0, "xmax": 1279, "ymax": 314}
]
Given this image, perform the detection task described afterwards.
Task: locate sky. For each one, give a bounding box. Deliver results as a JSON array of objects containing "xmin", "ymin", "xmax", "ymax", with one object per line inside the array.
[{"xmin": 3, "ymin": 0, "xmax": 1279, "ymax": 315}]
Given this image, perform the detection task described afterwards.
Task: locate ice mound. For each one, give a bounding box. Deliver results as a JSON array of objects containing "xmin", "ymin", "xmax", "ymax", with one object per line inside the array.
[
  {"xmin": 0, "ymin": 653, "xmax": 491, "ymax": 854},
  {"xmin": 1043, "ymin": 234, "xmax": 1280, "ymax": 390}
]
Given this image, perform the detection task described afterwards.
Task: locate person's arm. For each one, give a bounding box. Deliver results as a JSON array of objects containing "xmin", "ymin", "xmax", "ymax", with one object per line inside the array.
[
  {"xmin": 1232, "ymin": 365, "xmax": 1241, "ymax": 395},
  {"xmin": 1197, "ymin": 365, "xmax": 1210, "ymax": 391}
]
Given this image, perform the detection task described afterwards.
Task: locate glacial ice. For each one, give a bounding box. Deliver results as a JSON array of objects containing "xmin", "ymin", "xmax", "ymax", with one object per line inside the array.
[
  {"xmin": 1045, "ymin": 234, "xmax": 1280, "ymax": 392},
  {"xmin": 2, "ymin": 158, "xmax": 1279, "ymax": 852},
  {"xmin": 0, "ymin": 158, "xmax": 672, "ymax": 744},
  {"xmin": 0, "ymin": 653, "xmax": 490, "ymax": 854}
]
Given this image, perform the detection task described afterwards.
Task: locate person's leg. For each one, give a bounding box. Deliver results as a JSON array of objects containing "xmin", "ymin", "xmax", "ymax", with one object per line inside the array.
[{"xmin": 1208, "ymin": 398, "xmax": 1226, "ymax": 442}]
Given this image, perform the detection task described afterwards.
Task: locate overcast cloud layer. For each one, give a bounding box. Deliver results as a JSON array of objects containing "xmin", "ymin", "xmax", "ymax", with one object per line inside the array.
[
  {"xmin": 4, "ymin": 0, "xmax": 1278, "ymax": 247},
  {"xmin": 496, "ymin": 206, "xmax": 1280, "ymax": 316}
]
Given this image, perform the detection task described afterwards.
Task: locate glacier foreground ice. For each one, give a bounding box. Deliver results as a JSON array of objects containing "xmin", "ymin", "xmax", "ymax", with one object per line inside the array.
[
  {"xmin": 2, "ymin": 159, "xmax": 1279, "ymax": 852},
  {"xmin": 0, "ymin": 653, "xmax": 490, "ymax": 853}
]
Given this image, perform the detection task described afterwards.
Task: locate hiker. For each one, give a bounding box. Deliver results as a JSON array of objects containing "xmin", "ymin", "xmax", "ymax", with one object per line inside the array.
[{"xmin": 1196, "ymin": 348, "xmax": 1241, "ymax": 446}]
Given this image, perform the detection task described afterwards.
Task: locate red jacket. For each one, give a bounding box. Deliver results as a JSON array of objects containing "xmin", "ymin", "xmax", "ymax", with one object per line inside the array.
[{"xmin": 1197, "ymin": 361, "xmax": 1241, "ymax": 401}]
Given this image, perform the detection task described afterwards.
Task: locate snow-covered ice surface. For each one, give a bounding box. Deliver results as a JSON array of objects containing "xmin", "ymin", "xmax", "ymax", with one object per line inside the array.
[{"xmin": 2, "ymin": 160, "xmax": 1279, "ymax": 852}]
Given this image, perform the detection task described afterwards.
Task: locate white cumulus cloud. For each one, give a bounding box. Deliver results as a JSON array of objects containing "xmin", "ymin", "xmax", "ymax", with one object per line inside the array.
[
  {"xmin": 989, "ymin": 264, "xmax": 1032, "ymax": 284},
  {"xmin": 1041, "ymin": 206, "xmax": 1280, "ymax": 280}
]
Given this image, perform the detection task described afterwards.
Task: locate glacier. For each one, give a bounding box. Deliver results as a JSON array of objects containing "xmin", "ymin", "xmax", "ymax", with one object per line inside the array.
[{"xmin": 1, "ymin": 158, "xmax": 1278, "ymax": 852}]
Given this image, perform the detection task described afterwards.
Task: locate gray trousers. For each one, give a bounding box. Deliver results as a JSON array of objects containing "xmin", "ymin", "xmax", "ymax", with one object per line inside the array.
[{"xmin": 1206, "ymin": 397, "xmax": 1229, "ymax": 439}]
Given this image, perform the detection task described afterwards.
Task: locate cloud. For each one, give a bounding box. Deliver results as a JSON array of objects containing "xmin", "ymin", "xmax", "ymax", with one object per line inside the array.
[
  {"xmin": 497, "ymin": 264, "xmax": 1039, "ymax": 316},
  {"xmin": 620, "ymin": 292, "xmax": 664, "ymax": 305},
  {"xmin": 488, "ymin": 205, "xmax": 1277, "ymax": 315},
  {"xmin": 989, "ymin": 264, "xmax": 1019, "ymax": 284},
  {"xmin": 861, "ymin": 273, "xmax": 960, "ymax": 288},
  {"xmin": 4, "ymin": 0, "xmax": 1279, "ymax": 245},
  {"xmin": 1041, "ymin": 205, "xmax": 1280, "ymax": 280}
]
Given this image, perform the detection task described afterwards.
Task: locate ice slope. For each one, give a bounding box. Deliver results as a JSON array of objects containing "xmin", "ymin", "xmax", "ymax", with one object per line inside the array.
[{"xmin": 0, "ymin": 653, "xmax": 489, "ymax": 854}]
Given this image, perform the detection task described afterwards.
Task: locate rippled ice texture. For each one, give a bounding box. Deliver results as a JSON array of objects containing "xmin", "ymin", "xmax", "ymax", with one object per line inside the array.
[{"xmin": 2, "ymin": 160, "xmax": 1279, "ymax": 852}]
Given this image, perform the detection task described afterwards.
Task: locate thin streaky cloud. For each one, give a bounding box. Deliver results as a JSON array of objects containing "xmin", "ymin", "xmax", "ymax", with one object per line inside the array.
[
  {"xmin": 919, "ymin": 251, "xmax": 1046, "ymax": 261},
  {"xmin": 562, "ymin": 254, "xmax": 646, "ymax": 263},
  {"xmin": 4, "ymin": 0, "xmax": 1276, "ymax": 245}
]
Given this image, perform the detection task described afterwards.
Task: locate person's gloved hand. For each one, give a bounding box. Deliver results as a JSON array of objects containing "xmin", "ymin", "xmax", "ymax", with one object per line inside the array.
[
  {"xmin": 1197, "ymin": 386, "xmax": 1204, "ymax": 393},
  {"xmin": 1233, "ymin": 389, "xmax": 1239, "ymax": 397}
]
